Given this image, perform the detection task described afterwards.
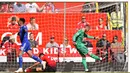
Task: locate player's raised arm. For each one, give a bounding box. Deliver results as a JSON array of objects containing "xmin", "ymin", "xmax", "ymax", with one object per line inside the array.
[
  {"xmin": 84, "ymin": 34, "xmax": 94, "ymax": 39},
  {"xmin": 86, "ymin": 34, "xmax": 99, "ymax": 40}
]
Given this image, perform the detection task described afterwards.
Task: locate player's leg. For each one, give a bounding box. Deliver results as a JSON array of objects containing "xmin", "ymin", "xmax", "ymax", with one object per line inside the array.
[
  {"xmin": 15, "ymin": 50, "xmax": 24, "ymax": 72},
  {"xmin": 77, "ymin": 44, "xmax": 101, "ymax": 71},
  {"xmin": 43, "ymin": 64, "xmax": 56, "ymax": 72},
  {"xmin": 87, "ymin": 52, "xmax": 101, "ymax": 60},
  {"xmin": 26, "ymin": 49, "xmax": 46, "ymax": 69},
  {"xmin": 25, "ymin": 41, "xmax": 43, "ymax": 63},
  {"xmin": 27, "ymin": 51, "xmax": 46, "ymax": 70},
  {"xmin": 81, "ymin": 55, "xmax": 88, "ymax": 71},
  {"xmin": 76, "ymin": 44, "xmax": 89, "ymax": 71},
  {"xmin": 15, "ymin": 43, "xmax": 26, "ymax": 72},
  {"xmin": 45, "ymin": 65, "xmax": 56, "ymax": 72},
  {"xmin": 25, "ymin": 42, "xmax": 46, "ymax": 70},
  {"xmin": 25, "ymin": 67, "xmax": 43, "ymax": 72},
  {"xmin": 79, "ymin": 43, "xmax": 101, "ymax": 60},
  {"xmin": 51, "ymin": 66, "xmax": 56, "ymax": 72},
  {"xmin": 19, "ymin": 50, "xmax": 24, "ymax": 68},
  {"xmin": 27, "ymin": 50, "xmax": 42, "ymax": 63}
]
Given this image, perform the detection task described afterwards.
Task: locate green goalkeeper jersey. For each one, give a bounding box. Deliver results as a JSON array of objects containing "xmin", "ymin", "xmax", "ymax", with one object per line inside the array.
[{"xmin": 73, "ymin": 30, "xmax": 94, "ymax": 44}]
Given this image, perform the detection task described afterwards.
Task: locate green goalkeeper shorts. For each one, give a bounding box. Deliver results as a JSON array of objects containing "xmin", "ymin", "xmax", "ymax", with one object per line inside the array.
[{"xmin": 76, "ymin": 43, "xmax": 89, "ymax": 56}]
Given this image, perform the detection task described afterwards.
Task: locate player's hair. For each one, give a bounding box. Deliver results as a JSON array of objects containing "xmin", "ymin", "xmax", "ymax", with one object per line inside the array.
[
  {"xmin": 11, "ymin": 17, "xmax": 16, "ymax": 21},
  {"xmin": 29, "ymin": 32, "xmax": 33, "ymax": 36},
  {"xmin": 113, "ymin": 35, "xmax": 118, "ymax": 40},
  {"xmin": 30, "ymin": 17, "xmax": 35, "ymax": 21},
  {"xmin": 19, "ymin": 18, "xmax": 25, "ymax": 24},
  {"xmin": 39, "ymin": 53, "xmax": 44, "ymax": 57}
]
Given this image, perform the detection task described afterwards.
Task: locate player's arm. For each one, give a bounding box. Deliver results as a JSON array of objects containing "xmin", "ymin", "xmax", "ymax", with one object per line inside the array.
[
  {"xmin": 84, "ymin": 33, "xmax": 94, "ymax": 39},
  {"xmin": 87, "ymin": 35, "xmax": 94, "ymax": 39},
  {"xmin": 24, "ymin": 26, "xmax": 28, "ymax": 32},
  {"xmin": 29, "ymin": 62, "xmax": 40, "ymax": 68},
  {"xmin": 85, "ymin": 34, "xmax": 99, "ymax": 40}
]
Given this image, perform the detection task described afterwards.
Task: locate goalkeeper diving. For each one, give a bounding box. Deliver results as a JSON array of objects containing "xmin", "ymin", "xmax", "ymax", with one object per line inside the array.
[
  {"xmin": 73, "ymin": 24, "xmax": 102, "ymax": 72},
  {"xmin": 25, "ymin": 53, "xmax": 56, "ymax": 72}
]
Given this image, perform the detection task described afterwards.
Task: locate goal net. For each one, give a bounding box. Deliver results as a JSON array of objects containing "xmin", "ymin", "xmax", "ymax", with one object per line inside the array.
[
  {"xmin": 0, "ymin": 2, "xmax": 128, "ymax": 72},
  {"xmin": 57, "ymin": 2, "xmax": 128, "ymax": 72}
]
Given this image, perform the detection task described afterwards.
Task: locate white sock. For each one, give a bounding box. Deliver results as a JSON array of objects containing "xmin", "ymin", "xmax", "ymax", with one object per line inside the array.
[
  {"xmin": 41, "ymin": 61, "xmax": 45, "ymax": 64},
  {"xmin": 41, "ymin": 61, "xmax": 46, "ymax": 69},
  {"xmin": 19, "ymin": 68, "xmax": 22, "ymax": 69}
]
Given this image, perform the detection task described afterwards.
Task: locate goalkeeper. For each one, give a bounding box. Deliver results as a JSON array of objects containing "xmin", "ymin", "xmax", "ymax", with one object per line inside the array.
[
  {"xmin": 25, "ymin": 53, "xmax": 56, "ymax": 72},
  {"xmin": 73, "ymin": 24, "xmax": 102, "ymax": 72}
]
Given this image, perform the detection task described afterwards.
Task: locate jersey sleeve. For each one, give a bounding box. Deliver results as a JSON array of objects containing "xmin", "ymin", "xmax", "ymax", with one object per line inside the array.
[
  {"xmin": 84, "ymin": 33, "xmax": 94, "ymax": 39},
  {"xmin": 73, "ymin": 30, "xmax": 82, "ymax": 42},
  {"xmin": 23, "ymin": 26, "xmax": 28, "ymax": 32}
]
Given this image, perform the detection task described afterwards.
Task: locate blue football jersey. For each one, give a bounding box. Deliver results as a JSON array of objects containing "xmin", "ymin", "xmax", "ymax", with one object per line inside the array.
[{"xmin": 18, "ymin": 25, "xmax": 28, "ymax": 43}]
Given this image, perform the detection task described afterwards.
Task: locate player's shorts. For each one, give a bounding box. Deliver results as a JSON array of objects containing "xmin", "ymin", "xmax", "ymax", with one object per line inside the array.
[
  {"xmin": 76, "ymin": 43, "xmax": 89, "ymax": 56},
  {"xmin": 20, "ymin": 41, "xmax": 31, "ymax": 52},
  {"xmin": 43, "ymin": 64, "xmax": 56, "ymax": 72}
]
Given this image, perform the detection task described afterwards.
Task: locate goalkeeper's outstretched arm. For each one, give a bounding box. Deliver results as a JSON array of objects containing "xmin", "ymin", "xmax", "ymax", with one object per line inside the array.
[
  {"xmin": 84, "ymin": 34, "xmax": 99, "ymax": 40},
  {"xmin": 29, "ymin": 62, "xmax": 40, "ymax": 68},
  {"xmin": 28, "ymin": 61, "xmax": 46, "ymax": 69}
]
